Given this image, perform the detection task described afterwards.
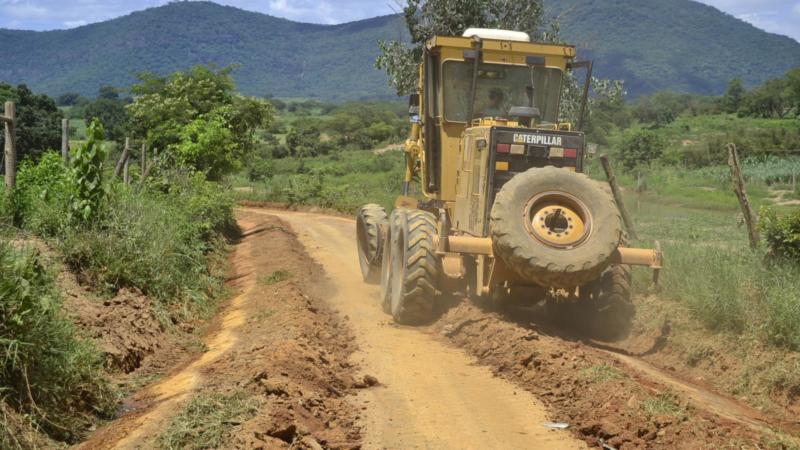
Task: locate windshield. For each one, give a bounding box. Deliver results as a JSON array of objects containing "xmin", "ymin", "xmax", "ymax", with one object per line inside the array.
[{"xmin": 442, "ymin": 61, "xmax": 563, "ymax": 124}]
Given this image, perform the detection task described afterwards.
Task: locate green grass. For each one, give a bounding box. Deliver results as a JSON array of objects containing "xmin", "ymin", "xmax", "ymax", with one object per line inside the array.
[
  {"xmin": 69, "ymin": 118, "xmax": 87, "ymax": 141},
  {"xmin": 0, "ymin": 241, "xmax": 116, "ymax": 444},
  {"xmin": 640, "ymin": 392, "xmax": 687, "ymax": 419},
  {"xmin": 158, "ymin": 390, "xmax": 261, "ymax": 450},
  {"xmin": 579, "ymin": 364, "xmax": 625, "ymax": 383},
  {"xmin": 259, "ymin": 269, "xmax": 291, "ymax": 285},
  {"xmin": 233, "ymin": 149, "xmax": 406, "ymax": 214},
  {"xmin": 630, "ymin": 201, "xmax": 800, "ymax": 351}
]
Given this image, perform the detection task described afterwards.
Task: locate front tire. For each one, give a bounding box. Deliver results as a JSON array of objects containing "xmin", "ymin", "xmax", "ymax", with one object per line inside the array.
[{"xmin": 389, "ymin": 209, "xmax": 440, "ymax": 325}]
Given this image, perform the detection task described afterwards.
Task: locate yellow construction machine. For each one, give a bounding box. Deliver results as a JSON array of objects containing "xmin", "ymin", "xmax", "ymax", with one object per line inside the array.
[{"xmin": 357, "ymin": 29, "xmax": 662, "ymax": 338}]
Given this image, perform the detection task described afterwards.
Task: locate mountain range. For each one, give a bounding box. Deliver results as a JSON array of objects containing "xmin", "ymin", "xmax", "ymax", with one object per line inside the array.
[{"xmin": 1, "ymin": 0, "xmax": 799, "ymax": 100}]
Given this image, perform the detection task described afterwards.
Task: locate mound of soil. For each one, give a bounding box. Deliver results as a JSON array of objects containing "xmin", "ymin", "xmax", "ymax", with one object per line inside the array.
[
  {"xmin": 220, "ymin": 213, "xmax": 365, "ymax": 449},
  {"xmin": 616, "ymin": 295, "xmax": 800, "ymax": 431},
  {"xmin": 20, "ymin": 237, "xmax": 170, "ymax": 375},
  {"xmin": 65, "ymin": 288, "xmax": 163, "ymax": 373},
  {"xmin": 433, "ymin": 301, "xmax": 787, "ymax": 449}
]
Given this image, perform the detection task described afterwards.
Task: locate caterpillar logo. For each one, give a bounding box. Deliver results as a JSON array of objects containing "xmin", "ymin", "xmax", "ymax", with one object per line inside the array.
[{"xmin": 513, "ymin": 133, "xmax": 562, "ymax": 146}]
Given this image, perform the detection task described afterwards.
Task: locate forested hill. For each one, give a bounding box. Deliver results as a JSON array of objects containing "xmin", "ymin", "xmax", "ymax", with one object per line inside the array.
[
  {"xmin": 548, "ymin": 0, "xmax": 800, "ymax": 96},
  {"xmin": 1, "ymin": 0, "xmax": 799, "ymax": 100},
  {"xmin": 0, "ymin": 2, "xmax": 407, "ymax": 101}
]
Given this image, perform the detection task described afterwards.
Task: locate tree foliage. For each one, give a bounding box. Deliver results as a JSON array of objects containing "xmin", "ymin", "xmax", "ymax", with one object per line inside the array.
[
  {"xmin": 723, "ymin": 78, "xmax": 745, "ymax": 113},
  {"xmin": 759, "ymin": 207, "xmax": 800, "ymax": 262},
  {"xmin": 376, "ymin": 0, "xmax": 546, "ymax": 96},
  {"xmin": 0, "ymin": 83, "xmax": 62, "ymax": 160},
  {"xmin": 619, "ymin": 129, "xmax": 665, "ymax": 170},
  {"xmin": 127, "ymin": 65, "xmax": 273, "ymax": 179},
  {"xmin": 83, "ymin": 86, "xmax": 130, "ymax": 143}
]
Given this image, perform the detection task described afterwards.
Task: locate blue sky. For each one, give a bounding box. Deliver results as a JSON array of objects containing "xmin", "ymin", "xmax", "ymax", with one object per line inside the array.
[{"xmin": 1, "ymin": 0, "xmax": 798, "ymax": 42}]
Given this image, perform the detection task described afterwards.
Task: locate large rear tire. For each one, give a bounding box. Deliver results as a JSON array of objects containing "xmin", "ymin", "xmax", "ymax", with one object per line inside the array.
[
  {"xmin": 490, "ymin": 167, "xmax": 622, "ymax": 288},
  {"xmin": 356, "ymin": 204, "xmax": 388, "ymax": 284},
  {"xmin": 389, "ymin": 209, "xmax": 440, "ymax": 325},
  {"xmin": 579, "ymin": 263, "xmax": 634, "ymax": 341}
]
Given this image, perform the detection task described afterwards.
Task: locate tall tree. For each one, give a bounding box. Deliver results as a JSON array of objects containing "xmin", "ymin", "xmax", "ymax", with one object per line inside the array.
[
  {"xmin": 723, "ymin": 78, "xmax": 745, "ymax": 113},
  {"xmin": 376, "ymin": 0, "xmax": 546, "ymax": 96},
  {"xmin": 127, "ymin": 65, "xmax": 273, "ymax": 179},
  {"xmin": 786, "ymin": 67, "xmax": 800, "ymax": 115}
]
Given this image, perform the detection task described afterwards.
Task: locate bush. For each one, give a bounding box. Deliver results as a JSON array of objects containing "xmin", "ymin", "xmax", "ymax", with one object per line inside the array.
[
  {"xmin": 619, "ymin": 129, "xmax": 665, "ymax": 170},
  {"xmin": 60, "ymin": 174, "xmax": 234, "ymax": 318},
  {"xmin": 248, "ymin": 159, "xmax": 274, "ymax": 182},
  {"xmin": 759, "ymin": 207, "xmax": 800, "ymax": 262},
  {"xmin": 14, "ymin": 151, "xmax": 72, "ymax": 236},
  {"xmin": 0, "ymin": 242, "xmax": 115, "ymax": 442}
]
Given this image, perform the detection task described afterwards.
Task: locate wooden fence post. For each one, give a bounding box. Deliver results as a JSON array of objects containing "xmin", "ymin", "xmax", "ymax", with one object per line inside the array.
[
  {"xmin": 600, "ymin": 154, "xmax": 638, "ymax": 240},
  {"xmin": 727, "ymin": 143, "xmax": 759, "ymax": 250},
  {"xmin": 137, "ymin": 162, "xmax": 152, "ymax": 193},
  {"xmin": 61, "ymin": 118, "xmax": 70, "ymax": 163},
  {"xmin": 115, "ymin": 137, "xmax": 131, "ymax": 177},
  {"xmin": 124, "ymin": 158, "xmax": 130, "ymax": 185},
  {"xmin": 3, "ymin": 101, "xmax": 16, "ymax": 189},
  {"xmin": 141, "ymin": 142, "xmax": 146, "ymax": 175}
]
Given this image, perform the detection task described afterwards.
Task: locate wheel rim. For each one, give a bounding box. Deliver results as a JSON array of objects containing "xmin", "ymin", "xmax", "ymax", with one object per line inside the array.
[{"xmin": 524, "ymin": 191, "xmax": 592, "ymax": 249}]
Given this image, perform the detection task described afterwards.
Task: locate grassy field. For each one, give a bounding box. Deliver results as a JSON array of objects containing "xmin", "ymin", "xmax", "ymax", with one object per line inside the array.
[{"xmin": 232, "ymin": 149, "xmax": 407, "ymax": 213}]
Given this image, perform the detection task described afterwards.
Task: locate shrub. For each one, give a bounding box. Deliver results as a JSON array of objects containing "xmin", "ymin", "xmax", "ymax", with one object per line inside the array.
[
  {"xmin": 759, "ymin": 207, "xmax": 800, "ymax": 262},
  {"xmin": 70, "ymin": 119, "xmax": 108, "ymax": 223},
  {"xmin": 60, "ymin": 174, "xmax": 234, "ymax": 318},
  {"xmin": 619, "ymin": 129, "xmax": 665, "ymax": 171},
  {"xmin": 0, "ymin": 242, "xmax": 115, "ymax": 442},
  {"xmin": 14, "ymin": 151, "xmax": 71, "ymax": 236},
  {"xmin": 248, "ymin": 159, "xmax": 274, "ymax": 182}
]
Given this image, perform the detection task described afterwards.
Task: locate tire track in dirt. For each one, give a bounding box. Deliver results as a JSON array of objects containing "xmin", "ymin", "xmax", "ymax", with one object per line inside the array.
[{"xmin": 249, "ymin": 208, "xmax": 585, "ymax": 449}]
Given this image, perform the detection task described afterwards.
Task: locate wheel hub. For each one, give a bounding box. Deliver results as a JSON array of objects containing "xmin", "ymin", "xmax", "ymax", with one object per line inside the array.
[{"xmin": 525, "ymin": 192, "xmax": 591, "ymax": 248}]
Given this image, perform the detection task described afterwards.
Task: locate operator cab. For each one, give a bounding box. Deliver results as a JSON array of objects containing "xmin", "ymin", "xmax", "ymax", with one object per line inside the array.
[{"xmin": 405, "ymin": 29, "xmax": 593, "ymax": 236}]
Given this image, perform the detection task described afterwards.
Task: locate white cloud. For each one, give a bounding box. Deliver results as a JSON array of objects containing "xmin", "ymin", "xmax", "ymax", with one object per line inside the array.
[
  {"xmin": 63, "ymin": 19, "xmax": 87, "ymax": 27},
  {"xmin": 266, "ymin": 0, "xmax": 337, "ymax": 24},
  {"xmin": 697, "ymin": 0, "xmax": 800, "ymax": 41},
  {"xmin": 1, "ymin": 3, "xmax": 49, "ymax": 19}
]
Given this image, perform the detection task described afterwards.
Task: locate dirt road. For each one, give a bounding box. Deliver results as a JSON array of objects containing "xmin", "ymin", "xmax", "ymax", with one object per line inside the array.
[
  {"xmin": 247, "ymin": 208, "xmax": 584, "ymax": 449},
  {"xmin": 77, "ymin": 207, "xmax": 796, "ymax": 449}
]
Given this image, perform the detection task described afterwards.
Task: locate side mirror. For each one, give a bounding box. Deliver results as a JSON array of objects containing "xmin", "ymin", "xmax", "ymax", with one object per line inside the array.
[
  {"xmin": 586, "ymin": 142, "xmax": 598, "ymax": 157},
  {"xmin": 409, "ymin": 93, "xmax": 421, "ymax": 124}
]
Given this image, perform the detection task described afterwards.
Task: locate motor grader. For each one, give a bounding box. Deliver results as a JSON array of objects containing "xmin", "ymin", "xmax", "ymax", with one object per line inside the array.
[{"xmin": 357, "ymin": 29, "xmax": 662, "ymax": 338}]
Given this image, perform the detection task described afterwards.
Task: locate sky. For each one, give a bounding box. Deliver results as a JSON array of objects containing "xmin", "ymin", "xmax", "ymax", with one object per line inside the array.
[{"xmin": 0, "ymin": 0, "xmax": 798, "ymax": 42}]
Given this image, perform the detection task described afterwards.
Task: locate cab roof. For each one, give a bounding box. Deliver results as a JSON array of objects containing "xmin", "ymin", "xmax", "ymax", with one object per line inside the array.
[{"xmin": 427, "ymin": 35, "xmax": 576, "ymax": 59}]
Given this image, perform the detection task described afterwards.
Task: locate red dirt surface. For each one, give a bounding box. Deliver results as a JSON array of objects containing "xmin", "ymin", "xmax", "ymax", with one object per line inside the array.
[{"xmin": 432, "ymin": 301, "xmax": 798, "ymax": 448}]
